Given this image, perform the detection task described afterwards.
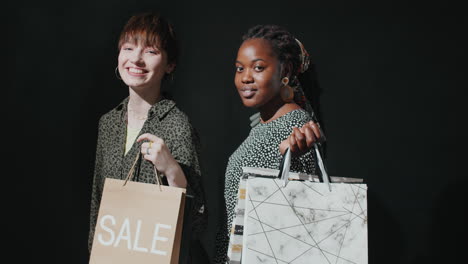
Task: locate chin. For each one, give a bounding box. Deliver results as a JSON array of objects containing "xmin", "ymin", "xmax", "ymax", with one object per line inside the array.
[
  {"xmin": 124, "ymin": 80, "xmax": 146, "ymax": 89},
  {"xmin": 241, "ymin": 99, "xmax": 259, "ymax": 109}
]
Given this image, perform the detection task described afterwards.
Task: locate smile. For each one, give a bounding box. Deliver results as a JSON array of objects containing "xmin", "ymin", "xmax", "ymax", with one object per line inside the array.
[
  {"xmin": 240, "ymin": 87, "xmax": 257, "ymax": 98},
  {"xmin": 127, "ymin": 67, "xmax": 148, "ymax": 76}
]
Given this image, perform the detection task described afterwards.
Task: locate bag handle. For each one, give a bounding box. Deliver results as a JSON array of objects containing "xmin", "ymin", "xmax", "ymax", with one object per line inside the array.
[
  {"xmin": 123, "ymin": 153, "xmax": 163, "ymax": 191},
  {"xmin": 313, "ymin": 144, "xmax": 331, "ymax": 191},
  {"xmin": 279, "ymin": 144, "xmax": 331, "ymax": 191}
]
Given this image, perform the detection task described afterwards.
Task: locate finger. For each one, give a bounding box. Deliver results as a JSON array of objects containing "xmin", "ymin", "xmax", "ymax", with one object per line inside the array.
[
  {"xmin": 141, "ymin": 142, "xmax": 150, "ymax": 149},
  {"xmin": 153, "ymin": 141, "xmax": 164, "ymax": 154},
  {"xmin": 279, "ymin": 139, "xmax": 289, "ymax": 155},
  {"xmin": 293, "ymin": 127, "xmax": 306, "ymax": 151},
  {"xmin": 141, "ymin": 146, "xmax": 150, "ymax": 156},
  {"xmin": 140, "ymin": 142, "xmax": 155, "ymax": 155},
  {"xmin": 289, "ymin": 132, "xmax": 298, "ymax": 153},
  {"xmin": 308, "ymin": 121, "xmax": 322, "ymax": 140},
  {"xmin": 136, "ymin": 133, "xmax": 160, "ymax": 143},
  {"xmin": 303, "ymin": 125, "xmax": 316, "ymax": 148},
  {"xmin": 299, "ymin": 123, "xmax": 316, "ymax": 147},
  {"xmin": 142, "ymin": 152, "xmax": 154, "ymax": 164}
]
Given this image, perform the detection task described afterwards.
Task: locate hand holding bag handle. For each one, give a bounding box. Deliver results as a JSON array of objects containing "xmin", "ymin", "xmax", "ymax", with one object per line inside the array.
[
  {"xmin": 124, "ymin": 152, "xmax": 195, "ymax": 198},
  {"xmin": 123, "ymin": 153, "xmax": 163, "ymax": 191},
  {"xmin": 279, "ymin": 144, "xmax": 331, "ymax": 191}
]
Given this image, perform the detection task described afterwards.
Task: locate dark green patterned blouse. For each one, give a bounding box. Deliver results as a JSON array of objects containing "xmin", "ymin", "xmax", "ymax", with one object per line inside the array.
[{"xmin": 88, "ymin": 97, "xmax": 206, "ymax": 256}]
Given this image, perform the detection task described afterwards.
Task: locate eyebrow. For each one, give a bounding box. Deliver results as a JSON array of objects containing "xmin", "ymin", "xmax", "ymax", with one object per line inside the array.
[{"xmin": 235, "ymin": 59, "xmax": 266, "ymax": 64}]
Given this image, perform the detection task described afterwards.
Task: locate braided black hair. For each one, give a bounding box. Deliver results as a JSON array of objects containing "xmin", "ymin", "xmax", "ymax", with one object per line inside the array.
[
  {"xmin": 242, "ymin": 25, "xmax": 324, "ymax": 135},
  {"xmin": 242, "ymin": 24, "xmax": 302, "ymax": 79}
]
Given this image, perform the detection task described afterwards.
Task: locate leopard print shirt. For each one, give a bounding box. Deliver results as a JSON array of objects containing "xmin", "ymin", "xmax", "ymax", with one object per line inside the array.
[{"xmin": 88, "ymin": 97, "xmax": 207, "ymax": 251}]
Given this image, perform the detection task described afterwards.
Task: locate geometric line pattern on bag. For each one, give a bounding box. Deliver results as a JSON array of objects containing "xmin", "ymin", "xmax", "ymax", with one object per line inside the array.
[
  {"xmin": 300, "ymin": 180, "xmax": 324, "ymax": 196},
  {"xmin": 335, "ymin": 184, "xmax": 361, "ymax": 264},
  {"xmin": 248, "ymin": 248, "xmax": 289, "ymax": 263},
  {"xmin": 247, "ymin": 187, "xmax": 282, "ymax": 213},
  {"xmin": 247, "ymin": 182, "xmax": 330, "ymax": 263},
  {"xmin": 249, "ymin": 193, "xmax": 280, "ymax": 264},
  {"xmin": 246, "ymin": 215, "xmax": 362, "ymax": 264},
  {"xmin": 272, "ymin": 180, "xmax": 331, "ymax": 264},
  {"xmin": 244, "ymin": 179, "xmax": 367, "ymax": 264},
  {"xmin": 315, "ymin": 214, "xmax": 365, "ymax": 248},
  {"xmin": 342, "ymin": 207, "xmax": 367, "ymax": 222},
  {"xmin": 248, "ymin": 200, "xmax": 348, "ymax": 213},
  {"xmin": 248, "ymin": 212, "xmax": 351, "ymax": 236},
  {"xmin": 348, "ymin": 184, "xmax": 367, "ymax": 223}
]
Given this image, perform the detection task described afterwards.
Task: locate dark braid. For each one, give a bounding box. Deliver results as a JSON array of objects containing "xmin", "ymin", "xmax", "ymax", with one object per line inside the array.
[{"xmin": 242, "ymin": 25, "xmax": 302, "ymax": 79}]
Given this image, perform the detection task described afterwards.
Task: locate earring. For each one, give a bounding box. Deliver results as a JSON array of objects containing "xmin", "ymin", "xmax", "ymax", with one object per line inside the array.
[
  {"xmin": 115, "ymin": 67, "xmax": 122, "ymax": 80},
  {"xmin": 280, "ymin": 77, "xmax": 294, "ymax": 103}
]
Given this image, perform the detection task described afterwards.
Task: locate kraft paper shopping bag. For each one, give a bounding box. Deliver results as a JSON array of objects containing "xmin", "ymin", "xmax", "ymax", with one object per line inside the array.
[{"xmin": 89, "ymin": 154, "xmax": 186, "ymax": 264}]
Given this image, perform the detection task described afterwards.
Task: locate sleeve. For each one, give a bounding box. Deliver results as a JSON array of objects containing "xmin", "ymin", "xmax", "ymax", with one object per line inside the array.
[
  {"xmin": 171, "ymin": 122, "xmax": 208, "ymax": 239},
  {"xmin": 88, "ymin": 117, "xmax": 105, "ymax": 252}
]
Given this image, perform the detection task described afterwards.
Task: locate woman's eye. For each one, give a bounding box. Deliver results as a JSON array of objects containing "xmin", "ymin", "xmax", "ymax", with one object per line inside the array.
[
  {"xmin": 147, "ymin": 49, "xmax": 160, "ymax": 54},
  {"xmin": 123, "ymin": 47, "xmax": 132, "ymax": 51},
  {"xmin": 236, "ymin": 66, "xmax": 243, "ymax": 72},
  {"xmin": 254, "ymin": 66, "xmax": 264, "ymax": 71}
]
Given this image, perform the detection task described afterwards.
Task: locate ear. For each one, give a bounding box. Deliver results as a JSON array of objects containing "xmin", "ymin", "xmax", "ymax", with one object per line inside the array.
[{"xmin": 280, "ymin": 62, "xmax": 294, "ymax": 79}]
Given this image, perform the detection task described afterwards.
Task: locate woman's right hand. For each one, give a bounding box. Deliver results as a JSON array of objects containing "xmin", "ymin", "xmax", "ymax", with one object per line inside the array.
[
  {"xmin": 279, "ymin": 121, "xmax": 323, "ymax": 156},
  {"xmin": 137, "ymin": 133, "xmax": 187, "ymax": 188}
]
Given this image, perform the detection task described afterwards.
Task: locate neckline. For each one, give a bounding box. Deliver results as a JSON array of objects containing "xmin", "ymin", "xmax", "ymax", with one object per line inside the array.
[{"xmin": 257, "ymin": 109, "xmax": 306, "ymax": 127}]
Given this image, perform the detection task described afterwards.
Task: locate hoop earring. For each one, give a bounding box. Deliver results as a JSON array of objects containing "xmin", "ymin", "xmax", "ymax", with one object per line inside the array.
[
  {"xmin": 280, "ymin": 77, "xmax": 294, "ymax": 103},
  {"xmin": 115, "ymin": 67, "xmax": 122, "ymax": 80}
]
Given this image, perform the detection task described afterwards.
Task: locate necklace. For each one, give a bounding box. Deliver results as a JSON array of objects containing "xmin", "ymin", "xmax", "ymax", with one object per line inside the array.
[{"xmin": 128, "ymin": 108, "xmax": 148, "ymax": 120}]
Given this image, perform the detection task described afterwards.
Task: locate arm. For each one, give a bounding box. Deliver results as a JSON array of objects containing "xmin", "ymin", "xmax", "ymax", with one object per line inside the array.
[
  {"xmin": 137, "ymin": 128, "xmax": 207, "ymax": 237},
  {"xmin": 175, "ymin": 128, "xmax": 208, "ymax": 237},
  {"xmin": 137, "ymin": 133, "xmax": 187, "ymax": 188},
  {"xmin": 88, "ymin": 118, "xmax": 105, "ymax": 252}
]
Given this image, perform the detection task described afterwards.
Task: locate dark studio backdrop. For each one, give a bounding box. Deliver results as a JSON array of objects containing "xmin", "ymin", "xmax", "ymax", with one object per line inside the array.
[{"xmin": 8, "ymin": 0, "xmax": 466, "ymax": 263}]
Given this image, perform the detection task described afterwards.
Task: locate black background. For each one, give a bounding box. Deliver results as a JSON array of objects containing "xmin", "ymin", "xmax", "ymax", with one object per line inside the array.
[{"xmin": 8, "ymin": 0, "xmax": 467, "ymax": 263}]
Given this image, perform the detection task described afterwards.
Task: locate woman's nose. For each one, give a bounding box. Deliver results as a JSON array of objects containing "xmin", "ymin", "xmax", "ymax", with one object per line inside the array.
[
  {"xmin": 129, "ymin": 50, "xmax": 143, "ymax": 64},
  {"xmin": 242, "ymin": 69, "xmax": 254, "ymax": 83}
]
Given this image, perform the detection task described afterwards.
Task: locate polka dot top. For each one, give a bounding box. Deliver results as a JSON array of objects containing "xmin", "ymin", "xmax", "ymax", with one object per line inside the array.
[{"xmin": 214, "ymin": 109, "xmax": 317, "ymax": 263}]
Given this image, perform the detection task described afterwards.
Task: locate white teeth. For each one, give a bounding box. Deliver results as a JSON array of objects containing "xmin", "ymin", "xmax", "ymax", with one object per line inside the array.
[
  {"xmin": 242, "ymin": 89, "xmax": 255, "ymax": 97},
  {"xmin": 129, "ymin": 68, "xmax": 144, "ymax": 74}
]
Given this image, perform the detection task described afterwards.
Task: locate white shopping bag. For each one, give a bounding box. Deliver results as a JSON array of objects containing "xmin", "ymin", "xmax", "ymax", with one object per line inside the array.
[{"xmin": 228, "ymin": 148, "xmax": 368, "ymax": 264}]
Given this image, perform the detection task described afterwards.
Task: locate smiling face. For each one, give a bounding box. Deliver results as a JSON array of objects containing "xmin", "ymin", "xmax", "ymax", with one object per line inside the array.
[
  {"xmin": 118, "ymin": 41, "xmax": 174, "ymax": 91},
  {"xmin": 234, "ymin": 38, "xmax": 283, "ymax": 111}
]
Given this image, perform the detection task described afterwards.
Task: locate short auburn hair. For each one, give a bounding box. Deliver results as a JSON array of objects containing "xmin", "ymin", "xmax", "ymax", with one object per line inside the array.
[{"xmin": 118, "ymin": 12, "xmax": 178, "ymax": 65}]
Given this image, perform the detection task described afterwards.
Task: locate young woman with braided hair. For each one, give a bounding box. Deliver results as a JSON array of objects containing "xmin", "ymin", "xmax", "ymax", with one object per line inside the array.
[{"xmin": 213, "ymin": 24, "xmax": 323, "ymax": 263}]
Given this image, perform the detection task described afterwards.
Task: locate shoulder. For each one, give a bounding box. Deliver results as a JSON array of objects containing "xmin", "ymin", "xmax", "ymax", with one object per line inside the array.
[
  {"xmin": 157, "ymin": 101, "xmax": 198, "ymax": 142},
  {"xmin": 98, "ymin": 97, "xmax": 127, "ymax": 125},
  {"xmin": 276, "ymin": 109, "xmax": 312, "ymax": 128},
  {"xmin": 98, "ymin": 110, "xmax": 115, "ymax": 126},
  {"xmin": 165, "ymin": 104, "xmax": 191, "ymax": 124},
  {"xmin": 163, "ymin": 104, "xmax": 193, "ymax": 130}
]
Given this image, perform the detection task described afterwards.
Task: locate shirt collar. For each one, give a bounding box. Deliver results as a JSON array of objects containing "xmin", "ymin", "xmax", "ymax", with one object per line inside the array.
[{"xmin": 115, "ymin": 96, "xmax": 176, "ymax": 121}]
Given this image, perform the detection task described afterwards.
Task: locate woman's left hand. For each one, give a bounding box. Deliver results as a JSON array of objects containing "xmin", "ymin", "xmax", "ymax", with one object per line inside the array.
[
  {"xmin": 279, "ymin": 121, "xmax": 322, "ymax": 156},
  {"xmin": 137, "ymin": 133, "xmax": 187, "ymax": 188}
]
